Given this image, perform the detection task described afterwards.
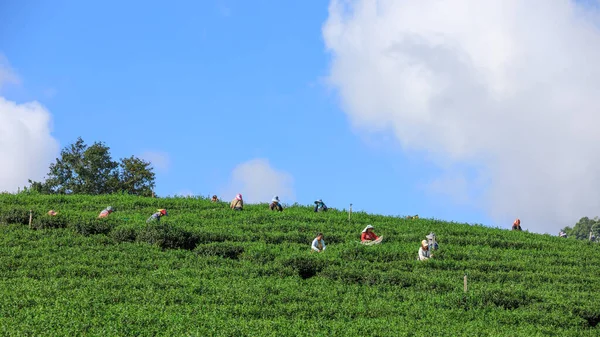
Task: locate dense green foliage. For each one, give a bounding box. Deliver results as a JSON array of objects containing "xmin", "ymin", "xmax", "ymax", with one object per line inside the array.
[
  {"xmin": 27, "ymin": 137, "xmax": 155, "ymax": 197},
  {"xmin": 1, "ymin": 193, "xmax": 599, "ymax": 336},
  {"xmin": 562, "ymin": 216, "xmax": 600, "ymax": 241}
]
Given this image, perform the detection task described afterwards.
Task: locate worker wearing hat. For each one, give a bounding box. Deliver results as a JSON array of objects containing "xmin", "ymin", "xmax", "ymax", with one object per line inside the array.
[
  {"xmin": 269, "ymin": 196, "xmax": 283, "ymax": 212},
  {"xmin": 230, "ymin": 194, "xmax": 243, "ymax": 211},
  {"xmin": 426, "ymin": 232, "xmax": 439, "ymax": 250},
  {"xmin": 314, "ymin": 199, "xmax": 328, "ymax": 212},
  {"xmin": 418, "ymin": 239, "xmax": 433, "ymax": 261},
  {"xmin": 98, "ymin": 206, "xmax": 114, "ymax": 218},
  {"xmin": 147, "ymin": 209, "xmax": 168, "ymax": 223},
  {"xmin": 361, "ymin": 224, "xmax": 383, "ymax": 245}
]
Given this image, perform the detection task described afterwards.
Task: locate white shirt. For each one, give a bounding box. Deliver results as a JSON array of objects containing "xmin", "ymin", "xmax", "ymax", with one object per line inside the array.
[
  {"xmin": 311, "ymin": 238, "xmax": 326, "ymax": 252},
  {"xmin": 418, "ymin": 247, "xmax": 430, "ymax": 260}
]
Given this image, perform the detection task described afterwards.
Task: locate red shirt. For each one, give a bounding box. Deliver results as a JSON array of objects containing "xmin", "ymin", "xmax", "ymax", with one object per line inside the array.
[{"xmin": 361, "ymin": 232, "xmax": 379, "ymax": 242}]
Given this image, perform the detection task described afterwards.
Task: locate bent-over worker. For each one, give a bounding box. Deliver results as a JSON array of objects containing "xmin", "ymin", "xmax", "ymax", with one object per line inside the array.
[
  {"xmin": 269, "ymin": 196, "xmax": 283, "ymax": 212},
  {"xmin": 314, "ymin": 199, "xmax": 328, "ymax": 212},
  {"xmin": 211, "ymin": 195, "xmax": 219, "ymax": 203},
  {"xmin": 47, "ymin": 210, "xmax": 58, "ymax": 216},
  {"xmin": 512, "ymin": 218, "xmax": 522, "ymax": 231},
  {"xmin": 98, "ymin": 206, "xmax": 114, "ymax": 218},
  {"xmin": 230, "ymin": 194, "xmax": 243, "ymax": 211},
  {"xmin": 311, "ymin": 233, "xmax": 326, "ymax": 253},
  {"xmin": 147, "ymin": 209, "xmax": 168, "ymax": 223}
]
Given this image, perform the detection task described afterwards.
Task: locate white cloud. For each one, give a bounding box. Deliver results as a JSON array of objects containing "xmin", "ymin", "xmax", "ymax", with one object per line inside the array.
[
  {"xmin": 0, "ymin": 97, "xmax": 59, "ymax": 192},
  {"xmin": 221, "ymin": 158, "xmax": 295, "ymax": 204},
  {"xmin": 323, "ymin": 0, "xmax": 600, "ymax": 233},
  {"xmin": 0, "ymin": 54, "xmax": 21, "ymax": 90},
  {"xmin": 140, "ymin": 151, "xmax": 171, "ymax": 173}
]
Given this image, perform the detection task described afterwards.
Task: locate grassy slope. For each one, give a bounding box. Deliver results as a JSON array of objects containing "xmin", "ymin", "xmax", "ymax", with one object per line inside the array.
[{"xmin": 1, "ymin": 194, "xmax": 599, "ymax": 336}]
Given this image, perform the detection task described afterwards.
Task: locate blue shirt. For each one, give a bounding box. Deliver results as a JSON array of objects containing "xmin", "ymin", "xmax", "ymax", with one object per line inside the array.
[{"xmin": 146, "ymin": 212, "xmax": 161, "ymax": 223}]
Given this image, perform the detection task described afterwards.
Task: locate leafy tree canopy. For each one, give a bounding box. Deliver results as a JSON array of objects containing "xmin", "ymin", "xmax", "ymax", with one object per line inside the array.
[
  {"xmin": 561, "ymin": 216, "xmax": 600, "ymax": 240},
  {"xmin": 27, "ymin": 137, "xmax": 155, "ymax": 197}
]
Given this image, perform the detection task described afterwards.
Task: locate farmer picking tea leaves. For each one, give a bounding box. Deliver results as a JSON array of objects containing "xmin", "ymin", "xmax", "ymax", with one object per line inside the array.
[
  {"xmin": 147, "ymin": 209, "xmax": 168, "ymax": 223},
  {"xmin": 311, "ymin": 233, "xmax": 326, "ymax": 253},
  {"xmin": 314, "ymin": 199, "xmax": 328, "ymax": 212},
  {"xmin": 361, "ymin": 224, "xmax": 383, "ymax": 245},
  {"xmin": 98, "ymin": 206, "xmax": 114, "ymax": 218},
  {"xmin": 230, "ymin": 194, "xmax": 243, "ymax": 211},
  {"xmin": 418, "ymin": 240, "xmax": 433, "ymax": 261},
  {"xmin": 269, "ymin": 196, "xmax": 283, "ymax": 212},
  {"xmin": 512, "ymin": 218, "xmax": 522, "ymax": 231}
]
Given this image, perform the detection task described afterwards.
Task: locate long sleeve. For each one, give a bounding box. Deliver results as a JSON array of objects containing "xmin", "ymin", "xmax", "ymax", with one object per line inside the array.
[
  {"xmin": 418, "ymin": 247, "xmax": 429, "ymax": 260},
  {"xmin": 321, "ymin": 239, "xmax": 326, "ymax": 251},
  {"xmin": 146, "ymin": 213, "xmax": 159, "ymax": 223},
  {"xmin": 311, "ymin": 238, "xmax": 320, "ymax": 251},
  {"xmin": 361, "ymin": 232, "xmax": 367, "ymax": 242},
  {"xmin": 231, "ymin": 199, "xmax": 242, "ymax": 209}
]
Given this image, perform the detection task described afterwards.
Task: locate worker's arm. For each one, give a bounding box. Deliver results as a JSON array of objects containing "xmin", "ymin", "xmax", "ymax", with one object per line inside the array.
[{"xmin": 361, "ymin": 232, "xmax": 368, "ymax": 242}]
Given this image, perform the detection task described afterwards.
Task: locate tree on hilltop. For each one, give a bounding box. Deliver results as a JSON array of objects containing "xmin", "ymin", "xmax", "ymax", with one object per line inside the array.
[
  {"xmin": 561, "ymin": 216, "xmax": 600, "ymax": 240},
  {"xmin": 27, "ymin": 137, "xmax": 155, "ymax": 196}
]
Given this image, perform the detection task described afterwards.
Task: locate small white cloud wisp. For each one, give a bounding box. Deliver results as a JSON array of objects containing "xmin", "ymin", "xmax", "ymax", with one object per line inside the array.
[
  {"xmin": 0, "ymin": 97, "xmax": 59, "ymax": 192},
  {"xmin": 140, "ymin": 151, "xmax": 171, "ymax": 173},
  {"xmin": 0, "ymin": 54, "xmax": 20, "ymax": 90},
  {"xmin": 323, "ymin": 0, "xmax": 600, "ymax": 233},
  {"xmin": 221, "ymin": 158, "xmax": 295, "ymax": 204}
]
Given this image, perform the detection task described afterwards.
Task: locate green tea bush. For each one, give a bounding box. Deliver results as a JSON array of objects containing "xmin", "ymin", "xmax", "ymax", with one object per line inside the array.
[
  {"xmin": 109, "ymin": 225, "xmax": 138, "ymax": 243},
  {"xmin": 195, "ymin": 231, "xmax": 233, "ymax": 244},
  {"xmin": 31, "ymin": 215, "xmax": 68, "ymax": 230},
  {"xmin": 194, "ymin": 242, "xmax": 245, "ymax": 260},
  {"xmin": 71, "ymin": 219, "xmax": 116, "ymax": 236},
  {"xmin": 282, "ymin": 255, "xmax": 324, "ymax": 279},
  {"xmin": 137, "ymin": 222, "xmax": 199, "ymax": 250},
  {"xmin": 1, "ymin": 194, "xmax": 600, "ymax": 336},
  {"xmin": 0, "ymin": 207, "xmax": 30, "ymax": 225}
]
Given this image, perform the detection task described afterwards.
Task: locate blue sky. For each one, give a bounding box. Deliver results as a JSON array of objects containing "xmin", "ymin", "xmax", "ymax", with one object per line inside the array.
[{"xmin": 6, "ymin": 1, "xmax": 598, "ymax": 233}]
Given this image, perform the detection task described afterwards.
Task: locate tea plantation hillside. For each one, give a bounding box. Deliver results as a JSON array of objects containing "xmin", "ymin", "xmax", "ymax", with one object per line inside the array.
[{"xmin": 1, "ymin": 194, "xmax": 599, "ymax": 336}]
